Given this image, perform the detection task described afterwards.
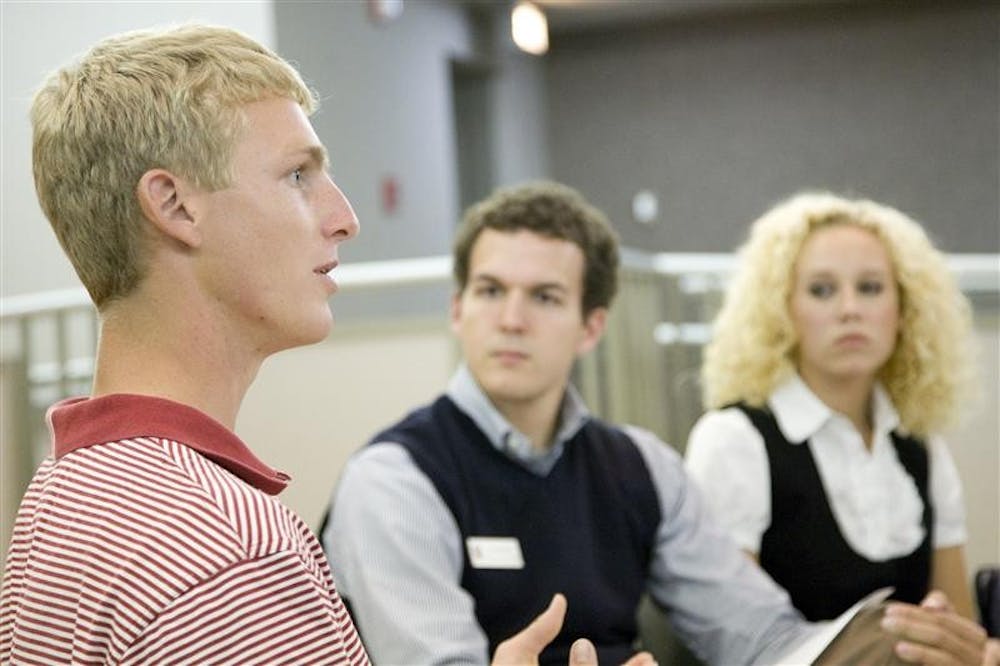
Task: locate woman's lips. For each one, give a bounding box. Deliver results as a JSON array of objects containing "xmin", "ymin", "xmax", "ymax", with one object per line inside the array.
[{"xmin": 835, "ymin": 333, "xmax": 868, "ymax": 347}]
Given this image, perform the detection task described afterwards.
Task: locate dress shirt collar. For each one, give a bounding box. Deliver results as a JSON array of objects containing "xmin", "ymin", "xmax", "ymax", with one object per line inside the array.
[
  {"xmin": 446, "ymin": 364, "xmax": 590, "ymax": 475},
  {"xmin": 47, "ymin": 393, "xmax": 290, "ymax": 495},
  {"xmin": 768, "ymin": 373, "xmax": 900, "ymax": 445}
]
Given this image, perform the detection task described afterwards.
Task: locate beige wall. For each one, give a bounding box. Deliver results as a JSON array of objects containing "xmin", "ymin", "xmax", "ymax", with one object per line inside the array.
[
  {"xmin": 236, "ymin": 319, "xmax": 458, "ymax": 530},
  {"xmin": 1, "ymin": 361, "xmax": 31, "ymax": 573},
  {"xmin": 947, "ymin": 316, "xmax": 1000, "ymax": 579}
]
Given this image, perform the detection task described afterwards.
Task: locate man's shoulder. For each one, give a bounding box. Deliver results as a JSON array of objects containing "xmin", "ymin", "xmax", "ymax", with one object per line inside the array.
[
  {"xmin": 582, "ymin": 416, "xmax": 635, "ymax": 440},
  {"xmin": 55, "ymin": 437, "xmax": 308, "ymax": 557},
  {"xmin": 368, "ymin": 395, "xmax": 469, "ymax": 445},
  {"xmin": 586, "ymin": 419, "xmax": 679, "ymax": 461},
  {"xmin": 7, "ymin": 438, "xmax": 339, "ymax": 665}
]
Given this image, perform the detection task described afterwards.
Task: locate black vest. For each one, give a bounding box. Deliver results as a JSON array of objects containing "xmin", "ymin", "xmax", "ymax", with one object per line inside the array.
[
  {"xmin": 734, "ymin": 403, "xmax": 933, "ymax": 621},
  {"xmin": 370, "ymin": 396, "xmax": 662, "ymax": 665}
]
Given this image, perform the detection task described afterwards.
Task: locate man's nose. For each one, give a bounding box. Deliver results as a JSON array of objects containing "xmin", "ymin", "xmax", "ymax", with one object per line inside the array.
[
  {"xmin": 499, "ymin": 293, "xmax": 528, "ymax": 331},
  {"xmin": 322, "ymin": 176, "xmax": 360, "ymax": 242}
]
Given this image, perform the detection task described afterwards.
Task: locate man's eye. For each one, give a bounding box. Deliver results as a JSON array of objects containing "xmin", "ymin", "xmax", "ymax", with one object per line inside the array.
[{"xmin": 291, "ymin": 168, "xmax": 305, "ymax": 185}]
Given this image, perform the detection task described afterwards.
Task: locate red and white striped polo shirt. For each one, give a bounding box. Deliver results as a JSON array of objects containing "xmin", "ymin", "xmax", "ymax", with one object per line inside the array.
[{"xmin": 0, "ymin": 394, "xmax": 369, "ymax": 665}]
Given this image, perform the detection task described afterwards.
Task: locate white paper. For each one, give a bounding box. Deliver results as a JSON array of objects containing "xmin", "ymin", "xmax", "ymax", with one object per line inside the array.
[{"xmin": 773, "ymin": 587, "xmax": 895, "ymax": 665}]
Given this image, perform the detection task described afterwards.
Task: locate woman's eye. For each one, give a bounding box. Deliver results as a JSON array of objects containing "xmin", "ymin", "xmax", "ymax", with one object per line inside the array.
[
  {"xmin": 808, "ymin": 282, "xmax": 835, "ymax": 298},
  {"xmin": 858, "ymin": 280, "xmax": 884, "ymax": 295}
]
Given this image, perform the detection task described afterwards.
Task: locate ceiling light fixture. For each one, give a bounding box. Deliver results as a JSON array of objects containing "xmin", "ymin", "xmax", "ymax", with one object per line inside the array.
[{"xmin": 511, "ymin": 1, "xmax": 548, "ymax": 56}]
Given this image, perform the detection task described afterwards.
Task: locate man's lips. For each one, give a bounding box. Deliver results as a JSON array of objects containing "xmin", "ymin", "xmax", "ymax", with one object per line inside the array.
[
  {"xmin": 315, "ymin": 260, "xmax": 339, "ymax": 293},
  {"xmin": 314, "ymin": 260, "xmax": 338, "ymax": 276},
  {"xmin": 492, "ymin": 349, "xmax": 528, "ymax": 362}
]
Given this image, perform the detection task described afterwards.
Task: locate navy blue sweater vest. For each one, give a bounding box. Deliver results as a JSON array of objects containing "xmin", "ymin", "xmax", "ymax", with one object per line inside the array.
[
  {"xmin": 370, "ymin": 396, "xmax": 662, "ymax": 666},
  {"xmin": 734, "ymin": 404, "xmax": 932, "ymax": 622}
]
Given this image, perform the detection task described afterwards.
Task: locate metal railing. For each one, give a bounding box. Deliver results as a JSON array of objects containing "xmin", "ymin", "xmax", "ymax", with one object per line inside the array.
[{"xmin": 2, "ymin": 250, "xmax": 997, "ymax": 462}]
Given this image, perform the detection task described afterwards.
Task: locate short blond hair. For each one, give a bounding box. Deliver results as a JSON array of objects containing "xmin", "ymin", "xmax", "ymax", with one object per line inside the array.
[
  {"xmin": 702, "ymin": 191, "xmax": 975, "ymax": 437},
  {"xmin": 32, "ymin": 24, "xmax": 317, "ymax": 309}
]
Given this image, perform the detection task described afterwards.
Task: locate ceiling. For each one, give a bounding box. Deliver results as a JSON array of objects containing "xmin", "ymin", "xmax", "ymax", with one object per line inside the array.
[
  {"xmin": 529, "ymin": 0, "xmax": 861, "ymax": 35},
  {"xmin": 455, "ymin": 0, "xmax": 878, "ymax": 39}
]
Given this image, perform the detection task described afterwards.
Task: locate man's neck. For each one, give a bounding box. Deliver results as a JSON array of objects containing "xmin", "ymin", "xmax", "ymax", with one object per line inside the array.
[
  {"xmin": 91, "ymin": 299, "xmax": 261, "ymax": 430},
  {"xmin": 492, "ymin": 389, "xmax": 565, "ymax": 453}
]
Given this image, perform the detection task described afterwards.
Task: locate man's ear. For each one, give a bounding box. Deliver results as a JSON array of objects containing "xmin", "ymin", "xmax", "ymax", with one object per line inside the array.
[
  {"xmin": 576, "ymin": 307, "xmax": 608, "ymax": 356},
  {"xmin": 449, "ymin": 291, "xmax": 464, "ymax": 333},
  {"xmin": 136, "ymin": 169, "xmax": 202, "ymax": 249}
]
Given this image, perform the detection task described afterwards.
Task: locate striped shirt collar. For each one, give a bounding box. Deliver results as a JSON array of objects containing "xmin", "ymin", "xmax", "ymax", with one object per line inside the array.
[
  {"xmin": 47, "ymin": 393, "xmax": 290, "ymax": 495},
  {"xmin": 445, "ymin": 364, "xmax": 590, "ymax": 475}
]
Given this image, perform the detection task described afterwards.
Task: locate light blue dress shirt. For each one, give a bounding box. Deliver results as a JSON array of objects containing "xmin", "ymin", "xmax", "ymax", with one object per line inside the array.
[{"xmin": 323, "ymin": 365, "xmax": 820, "ymax": 665}]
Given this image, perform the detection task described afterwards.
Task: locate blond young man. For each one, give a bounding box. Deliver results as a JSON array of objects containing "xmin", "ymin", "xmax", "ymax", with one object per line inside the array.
[{"xmin": 0, "ymin": 26, "xmax": 616, "ymax": 666}]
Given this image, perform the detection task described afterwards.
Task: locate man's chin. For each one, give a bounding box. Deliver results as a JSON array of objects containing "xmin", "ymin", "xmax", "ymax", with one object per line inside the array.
[
  {"xmin": 270, "ymin": 315, "xmax": 333, "ymax": 354},
  {"xmin": 478, "ymin": 377, "xmax": 535, "ymax": 406}
]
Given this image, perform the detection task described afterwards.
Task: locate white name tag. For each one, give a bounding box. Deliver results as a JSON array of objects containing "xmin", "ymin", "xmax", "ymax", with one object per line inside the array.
[{"xmin": 466, "ymin": 536, "xmax": 524, "ymax": 569}]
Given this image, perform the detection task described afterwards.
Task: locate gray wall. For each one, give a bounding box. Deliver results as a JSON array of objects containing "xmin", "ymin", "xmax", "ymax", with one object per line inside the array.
[
  {"xmin": 274, "ymin": 0, "xmax": 550, "ymax": 320},
  {"xmin": 547, "ymin": 3, "xmax": 1000, "ymax": 252},
  {"xmin": 275, "ymin": 1, "xmax": 548, "ymax": 262},
  {"xmin": 276, "ymin": 1, "xmax": 469, "ymax": 264}
]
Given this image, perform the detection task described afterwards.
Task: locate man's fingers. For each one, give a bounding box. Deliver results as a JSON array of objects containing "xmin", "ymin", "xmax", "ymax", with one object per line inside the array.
[
  {"xmin": 569, "ymin": 640, "xmax": 657, "ymax": 666},
  {"xmin": 492, "ymin": 595, "xmax": 658, "ymax": 666},
  {"xmin": 569, "ymin": 639, "xmax": 597, "ymax": 665},
  {"xmin": 621, "ymin": 650, "xmax": 658, "ymax": 666},
  {"xmin": 492, "ymin": 593, "xmax": 567, "ymax": 665},
  {"xmin": 520, "ymin": 593, "xmax": 568, "ymax": 652}
]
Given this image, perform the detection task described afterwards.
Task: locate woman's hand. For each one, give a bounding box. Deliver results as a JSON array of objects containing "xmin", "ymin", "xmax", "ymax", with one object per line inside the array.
[{"xmin": 880, "ymin": 591, "xmax": 991, "ymax": 665}]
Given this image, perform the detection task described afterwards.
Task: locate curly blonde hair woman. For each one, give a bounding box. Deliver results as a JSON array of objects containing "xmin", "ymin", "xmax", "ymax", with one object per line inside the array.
[
  {"xmin": 701, "ymin": 191, "xmax": 973, "ymax": 435},
  {"xmin": 685, "ymin": 191, "xmax": 977, "ymax": 623}
]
